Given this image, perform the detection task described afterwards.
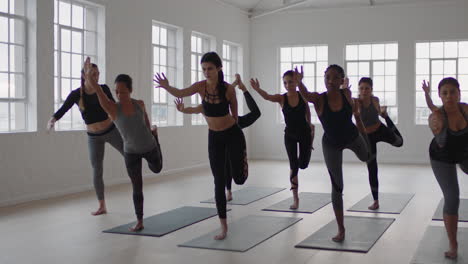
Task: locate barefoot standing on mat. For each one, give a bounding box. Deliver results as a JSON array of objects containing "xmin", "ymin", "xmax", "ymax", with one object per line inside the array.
[
  {"xmin": 84, "ymin": 57, "xmax": 163, "ymax": 232},
  {"xmin": 250, "ymin": 70, "xmax": 314, "ymax": 210},
  {"xmin": 423, "ymin": 78, "xmax": 468, "ymax": 259},
  {"xmin": 154, "ymin": 52, "xmax": 247, "ymax": 240}
]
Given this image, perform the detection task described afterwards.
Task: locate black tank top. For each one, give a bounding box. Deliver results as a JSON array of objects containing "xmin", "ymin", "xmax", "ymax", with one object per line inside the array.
[
  {"xmin": 202, "ymin": 81, "xmax": 230, "ymax": 117},
  {"xmin": 318, "ymin": 90, "xmax": 359, "ymax": 147},
  {"xmin": 282, "ymin": 92, "xmax": 310, "ymax": 135}
]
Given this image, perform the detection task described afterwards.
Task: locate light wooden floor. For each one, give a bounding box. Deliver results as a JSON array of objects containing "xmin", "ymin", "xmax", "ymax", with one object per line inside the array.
[{"xmin": 1, "ymin": 160, "xmax": 467, "ymax": 264}]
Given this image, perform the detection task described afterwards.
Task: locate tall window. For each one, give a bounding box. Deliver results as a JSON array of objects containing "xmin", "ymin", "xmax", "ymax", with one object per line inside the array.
[
  {"xmin": 280, "ymin": 45, "xmax": 328, "ymax": 123},
  {"xmin": 152, "ymin": 21, "xmax": 182, "ymax": 126},
  {"xmin": 54, "ymin": 0, "xmax": 103, "ymax": 130},
  {"xmin": 0, "ymin": 0, "xmax": 26, "ymax": 132},
  {"xmin": 415, "ymin": 41, "xmax": 468, "ymax": 124},
  {"xmin": 345, "ymin": 43, "xmax": 398, "ymax": 122},
  {"xmin": 190, "ymin": 32, "xmax": 213, "ymax": 125},
  {"xmin": 222, "ymin": 41, "xmax": 243, "ymax": 115}
]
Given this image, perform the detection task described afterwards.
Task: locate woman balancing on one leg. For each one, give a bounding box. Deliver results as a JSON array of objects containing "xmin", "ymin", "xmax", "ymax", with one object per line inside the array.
[
  {"xmin": 47, "ymin": 63, "xmax": 124, "ymax": 216},
  {"xmin": 297, "ymin": 65, "xmax": 372, "ymax": 242},
  {"xmin": 174, "ymin": 74, "xmax": 260, "ymax": 202},
  {"xmin": 249, "ymin": 70, "xmax": 315, "ymax": 210},
  {"xmin": 154, "ymin": 52, "xmax": 247, "ymax": 240},
  {"xmin": 422, "ymin": 78, "xmax": 468, "ymax": 259},
  {"xmin": 83, "ymin": 58, "xmax": 163, "ymax": 232},
  {"xmin": 357, "ymin": 77, "xmax": 403, "ymax": 210}
]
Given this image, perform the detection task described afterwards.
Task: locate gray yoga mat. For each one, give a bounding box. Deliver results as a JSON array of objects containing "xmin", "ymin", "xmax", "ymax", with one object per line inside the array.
[
  {"xmin": 295, "ymin": 216, "xmax": 395, "ymax": 253},
  {"xmin": 103, "ymin": 206, "xmax": 227, "ymax": 237},
  {"xmin": 262, "ymin": 192, "xmax": 331, "ymax": 214},
  {"xmin": 178, "ymin": 215, "xmax": 302, "ymax": 252},
  {"xmin": 201, "ymin": 186, "xmax": 286, "ymax": 205},
  {"xmin": 411, "ymin": 226, "xmax": 468, "ymax": 264},
  {"xmin": 433, "ymin": 198, "xmax": 468, "ymax": 222},
  {"xmin": 347, "ymin": 193, "xmax": 414, "ymax": 214}
]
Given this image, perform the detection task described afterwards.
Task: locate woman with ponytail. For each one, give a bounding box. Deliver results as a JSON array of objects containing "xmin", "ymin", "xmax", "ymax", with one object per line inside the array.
[
  {"xmin": 47, "ymin": 63, "xmax": 124, "ymax": 216},
  {"xmin": 154, "ymin": 51, "xmax": 247, "ymax": 240}
]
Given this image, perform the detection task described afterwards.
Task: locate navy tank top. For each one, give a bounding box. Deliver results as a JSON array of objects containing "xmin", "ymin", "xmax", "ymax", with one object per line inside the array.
[{"xmin": 282, "ymin": 92, "xmax": 310, "ymax": 135}]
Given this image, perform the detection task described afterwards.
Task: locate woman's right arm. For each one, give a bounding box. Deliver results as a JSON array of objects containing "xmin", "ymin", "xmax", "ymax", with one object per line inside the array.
[
  {"xmin": 154, "ymin": 73, "xmax": 199, "ymax": 98},
  {"xmin": 249, "ymin": 78, "xmax": 283, "ymax": 105},
  {"xmin": 422, "ymin": 80, "xmax": 438, "ymax": 112},
  {"xmin": 174, "ymin": 98, "xmax": 203, "ymax": 114},
  {"xmin": 294, "ymin": 66, "xmax": 320, "ymax": 104},
  {"xmin": 48, "ymin": 90, "xmax": 80, "ymax": 130},
  {"xmin": 84, "ymin": 58, "xmax": 117, "ymax": 119}
]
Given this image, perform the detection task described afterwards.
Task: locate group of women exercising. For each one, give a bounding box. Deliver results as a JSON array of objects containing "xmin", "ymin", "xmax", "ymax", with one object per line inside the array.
[{"xmin": 48, "ymin": 51, "xmax": 467, "ymax": 259}]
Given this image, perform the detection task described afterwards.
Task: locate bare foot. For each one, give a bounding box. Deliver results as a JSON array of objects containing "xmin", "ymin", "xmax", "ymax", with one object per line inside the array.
[
  {"xmin": 368, "ymin": 201, "xmax": 379, "ymax": 210},
  {"xmin": 214, "ymin": 231, "xmax": 227, "ymax": 240},
  {"xmin": 332, "ymin": 229, "xmax": 345, "ymax": 242},
  {"xmin": 290, "ymin": 197, "xmax": 299, "ymax": 210},
  {"xmin": 214, "ymin": 218, "xmax": 228, "ymax": 240},
  {"xmin": 91, "ymin": 207, "xmax": 107, "ymax": 216},
  {"xmin": 129, "ymin": 221, "xmax": 144, "ymax": 232},
  {"xmin": 227, "ymin": 190, "xmax": 233, "ymax": 201},
  {"xmin": 445, "ymin": 242, "xmax": 458, "ymax": 259}
]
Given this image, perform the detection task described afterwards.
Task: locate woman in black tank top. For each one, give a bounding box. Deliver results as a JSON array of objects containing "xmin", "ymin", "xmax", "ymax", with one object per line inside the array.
[
  {"xmin": 250, "ymin": 70, "xmax": 314, "ymax": 210},
  {"xmin": 297, "ymin": 64, "xmax": 372, "ymax": 243},
  {"xmin": 423, "ymin": 77, "xmax": 468, "ymax": 259}
]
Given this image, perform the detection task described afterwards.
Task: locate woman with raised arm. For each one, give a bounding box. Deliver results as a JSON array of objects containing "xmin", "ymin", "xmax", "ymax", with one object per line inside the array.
[
  {"xmin": 154, "ymin": 52, "xmax": 247, "ymax": 240},
  {"xmin": 83, "ymin": 58, "xmax": 163, "ymax": 232},
  {"xmin": 297, "ymin": 64, "xmax": 371, "ymax": 242},
  {"xmin": 423, "ymin": 78, "xmax": 468, "ymax": 259},
  {"xmin": 174, "ymin": 74, "xmax": 260, "ymax": 201},
  {"xmin": 249, "ymin": 70, "xmax": 314, "ymax": 210},
  {"xmin": 47, "ymin": 63, "xmax": 123, "ymax": 216},
  {"xmin": 357, "ymin": 77, "xmax": 403, "ymax": 210}
]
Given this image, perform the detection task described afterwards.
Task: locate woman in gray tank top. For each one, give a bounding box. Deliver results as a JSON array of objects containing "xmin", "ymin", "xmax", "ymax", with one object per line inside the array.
[
  {"xmin": 357, "ymin": 77, "xmax": 403, "ymax": 211},
  {"xmin": 84, "ymin": 58, "xmax": 163, "ymax": 232}
]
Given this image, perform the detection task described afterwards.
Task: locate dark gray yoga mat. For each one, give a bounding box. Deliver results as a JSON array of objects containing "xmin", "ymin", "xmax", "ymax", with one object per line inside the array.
[
  {"xmin": 103, "ymin": 206, "xmax": 227, "ymax": 237},
  {"xmin": 178, "ymin": 215, "xmax": 302, "ymax": 252},
  {"xmin": 411, "ymin": 226, "xmax": 468, "ymax": 264},
  {"xmin": 433, "ymin": 198, "xmax": 468, "ymax": 222},
  {"xmin": 347, "ymin": 193, "xmax": 414, "ymax": 214},
  {"xmin": 262, "ymin": 192, "xmax": 331, "ymax": 214},
  {"xmin": 295, "ymin": 216, "xmax": 395, "ymax": 253},
  {"xmin": 201, "ymin": 186, "xmax": 286, "ymax": 205}
]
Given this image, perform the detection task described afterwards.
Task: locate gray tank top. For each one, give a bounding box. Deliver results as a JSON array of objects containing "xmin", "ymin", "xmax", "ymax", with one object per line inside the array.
[
  {"xmin": 113, "ymin": 99, "xmax": 156, "ymax": 154},
  {"xmin": 360, "ymin": 99, "xmax": 380, "ymax": 127},
  {"xmin": 434, "ymin": 103, "xmax": 468, "ymax": 148}
]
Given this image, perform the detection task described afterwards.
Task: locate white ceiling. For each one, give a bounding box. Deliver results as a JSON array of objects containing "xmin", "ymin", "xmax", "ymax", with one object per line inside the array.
[{"xmin": 218, "ymin": 0, "xmax": 453, "ymax": 17}]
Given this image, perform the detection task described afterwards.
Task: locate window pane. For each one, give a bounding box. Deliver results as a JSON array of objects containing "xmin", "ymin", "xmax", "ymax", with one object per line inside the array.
[
  {"xmin": 416, "ymin": 75, "xmax": 429, "ymax": 92},
  {"xmin": 459, "ymin": 58, "xmax": 468, "ymax": 74},
  {"xmin": 61, "ymin": 28, "xmax": 71, "ymax": 52},
  {"xmin": 385, "ymin": 43, "xmax": 398, "ymax": 59},
  {"xmin": 458, "ymin": 75, "xmax": 468, "ymax": 90},
  {"xmin": 153, "ymin": 46, "xmax": 160, "ymax": 64},
  {"xmin": 152, "ymin": 25, "xmax": 160, "ymax": 45},
  {"xmin": 59, "ymin": 1, "xmax": 71, "ymax": 26},
  {"xmin": 430, "ymin": 42, "xmax": 443, "ymax": 58},
  {"xmin": 416, "ymin": 59, "xmax": 429, "ymax": 75},
  {"xmin": 373, "ymin": 61, "xmax": 385, "ymax": 75},
  {"xmin": 303, "ymin": 63, "xmax": 315, "ymax": 77},
  {"xmin": 316, "ymin": 61, "xmax": 327, "ymax": 76},
  {"xmin": 280, "ymin": 63, "xmax": 290, "ymax": 76},
  {"xmin": 0, "ymin": 17, "xmax": 8, "ymax": 42},
  {"xmin": 10, "ymin": 101, "xmax": 25, "ymax": 130},
  {"xmin": 372, "ymin": 44, "xmax": 385, "ymax": 60},
  {"xmin": 9, "ymin": 73, "xmax": 24, "ymax": 98},
  {"xmin": 444, "ymin": 60, "xmax": 456, "ymax": 75},
  {"xmin": 153, "ymin": 88, "xmax": 160, "ymax": 103},
  {"xmin": 0, "ymin": 0, "xmax": 7, "ymax": 13},
  {"xmin": 160, "ymin": 89, "xmax": 167, "ymax": 103},
  {"xmin": 160, "ymin": 48, "xmax": 167, "ymax": 65},
  {"xmin": 383, "ymin": 92, "xmax": 396, "ymax": 106},
  {"xmin": 10, "ymin": 0, "xmax": 25, "ymax": 16},
  {"xmin": 197, "ymin": 37, "xmax": 201, "ymax": 53},
  {"xmin": 84, "ymin": 6, "xmax": 97, "ymax": 31},
  {"xmin": 71, "ymin": 54, "xmax": 82, "ymax": 78},
  {"xmin": 304, "ymin": 46, "xmax": 316, "ymax": 61},
  {"xmin": 71, "ymin": 31, "xmax": 82, "ymax": 53},
  {"xmin": 431, "ymin": 60, "xmax": 443, "ymax": 75},
  {"xmin": 358, "ymin": 44, "xmax": 371, "ymax": 60},
  {"xmin": 385, "ymin": 76, "xmax": 396, "ymax": 92},
  {"xmin": 373, "ymin": 76, "xmax": 385, "ymax": 92},
  {"xmin": 0, "ymin": 102, "xmax": 8, "ymax": 131},
  {"xmin": 167, "ymin": 47, "xmax": 176, "ymax": 67},
  {"xmin": 303, "ymin": 77, "xmax": 314, "ymax": 91},
  {"xmin": 191, "ymin": 36, "xmax": 196, "ymax": 52},
  {"xmin": 292, "ymin": 47, "xmax": 303, "ymax": 61},
  {"xmin": 346, "ymin": 45, "xmax": 358, "ymax": 60},
  {"xmin": 444, "ymin": 42, "xmax": 458, "ymax": 58},
  {"xmin": 71, "ymin": 78, "xmax": 80, "ymax": 90},
  {"xmin": 416, "ymin": 42, "xmax": 429, "ymax": 58},
  {"xmin": 459, "ymin": 41, "xmax": 468, "ymax": 58},
  {"xmin": 72, "ymin": 4, "xmax": 84, "ymax": 29},
  {"xmin": 84, "ymin": 31, "xmax": 96, "ymax": 55},
  {"xmin": 160, "ymin": 27, "xmax": 167, "ymax": 46},
  {"xmin": 431, "ymin": 75, "xmax": 444, "ymax": 92},
  {"xmin": 61, "ymin": 78, "xmax": 71, "ymax": 101},
  {"xmin": 10, "ymin": 45, "xmax": 23, "ymax": 73},
  {"xmin": 9, "ymin": 18, "xmax": 23, "ymax": 45},
  {"xmin": 0, "ymin": 43, "xmax": 7, "ymax": 71},
  {"xmin": 415, "ymin": 92, "xmax": 427, "ymax": 108},
  {"xmin": 347, "ymin": 62, "xmax": 358, "ymax": 76},
  {"xmin": 358, "ymin": 62, "xmax": 369, "ymax": 76},
  {"xmin": 0, "ymin": 73, "xmax": 7, "ymax": 97},
  {"xmin": 281, "ymin": 47, "xmax": 291, "ymax": 62},
  {"xmin": 61, "ymin": 52, "xmax": 71, "ymax": 77}
]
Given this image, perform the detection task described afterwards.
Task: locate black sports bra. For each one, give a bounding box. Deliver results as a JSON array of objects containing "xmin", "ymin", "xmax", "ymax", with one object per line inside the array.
[{"xmin": 202, "ymin": 81, "xmax": 230, "ymax": 117}]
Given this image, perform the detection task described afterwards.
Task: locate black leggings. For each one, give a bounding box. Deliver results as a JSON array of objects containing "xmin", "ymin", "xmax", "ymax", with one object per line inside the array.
[
  {"xmin": 226, "ymin": 91, "xmax": 260, "ymax": 190},
  {"xmin": 209, "ymin": 125, "xmax": 248, "ymax": 218},
  {"xmin": 123, "ymin": 135, "xmax": 163, "ymax": 220},
  {"xmin": 367, "ymin": 116, "xmax": 403, "ymax": 200},
  {"xmin": 284, "ymin": 130, "xmax": 312, "ymax": 188}
]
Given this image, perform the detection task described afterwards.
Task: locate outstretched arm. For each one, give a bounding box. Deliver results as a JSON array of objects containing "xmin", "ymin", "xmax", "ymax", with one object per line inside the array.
[
  {"xmin": 422, "ymin": 80, "xmax": 438, "ymax": 112},
  {"xmin": 295, "ymin": 66, "xmax": 320, "ymax": 104},
  {"xmin": 83, "ymin": 57, "xmax": 117, "ymax": 119},
  {"xmin": 154, "ymin": 73, "xmax": 200, "ymax": 98},
  {"xmin": 174, "ymin": 98, "xmax": 203, "ymax": 114},
  {"xmin": 249, "ymin": 78, "xmax": 283, "ymax": 105}
]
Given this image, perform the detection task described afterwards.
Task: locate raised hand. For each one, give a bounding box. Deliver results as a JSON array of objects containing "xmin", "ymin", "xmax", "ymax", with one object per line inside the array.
[
  {"xmin": 83, "ymin": 57, "xmax": 94, "ymax": 82},
  {"xmin": 174, "ymin": 98, "xmax": 185, "ymax": 112},
  {"xmin": 250, "ymin": 78, "xmax": 260, "ymax": 91},
  {"xmin": 234, "ymin": 74, "xmax": 247, "ymax": 92},
  {"xmin": 380, "ymin": 106, "xmax": 388, "ymax": 118},
  {"xmin": 422, "ymin": 80, "xmax": 431, "ymax": 94},
  {"xmin": 232, "ymin": 74, "xmax": 240, "ymax": 87},
  {"xmin": 154, "ymin": 73, "xmax": 170, "ymax": 89},
  {"xmin": 293, "ymin": 66, "xmax": 304, "ymax": 83},
  {"xmin": 341, "ymin": 77, "xmax": 351, "ymax": 89},
  {"xmin": 47, "ymin": 117, "xmax": 56, "ymax": 132}
]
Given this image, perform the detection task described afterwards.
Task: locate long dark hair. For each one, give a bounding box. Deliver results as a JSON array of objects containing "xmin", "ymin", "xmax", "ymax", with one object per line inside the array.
[
  {"xmin": 200, "ymin": 52, "xmax": 226, "ymax": 100},
  {"xmin": 79, "ymin": 63, "xmax": 98, "ymax": 111}
]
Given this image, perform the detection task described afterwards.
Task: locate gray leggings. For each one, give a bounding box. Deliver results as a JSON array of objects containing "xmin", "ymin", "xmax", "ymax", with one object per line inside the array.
[
  {"xmin": 431, "ymin": 158, "xmax": 468, "ymax": 215},
  {"xmin": 322, "ymin": 134, "xmax": 372, "ymax": 211},
  {"xmin": 87, "ymin": 126, "xmax": 124, "ymax": 200}
]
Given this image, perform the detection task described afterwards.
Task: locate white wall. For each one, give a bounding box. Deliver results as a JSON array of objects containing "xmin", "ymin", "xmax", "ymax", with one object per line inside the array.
[
  {"xmin": 249, "ymin": 0, "xmax": 468, "ymax": 164},
  {"xmin": 0, "ymin": 0, "xmax": 250, "ymax": 206}
]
